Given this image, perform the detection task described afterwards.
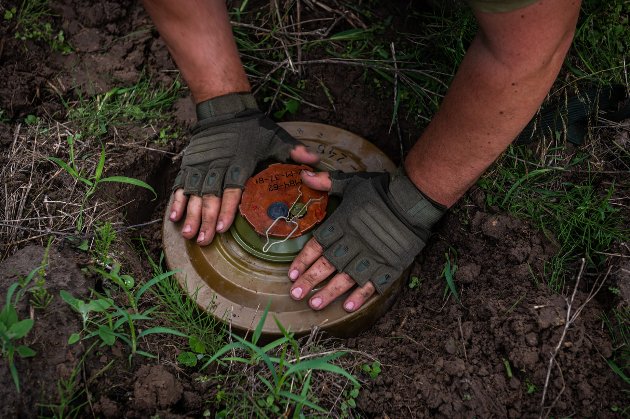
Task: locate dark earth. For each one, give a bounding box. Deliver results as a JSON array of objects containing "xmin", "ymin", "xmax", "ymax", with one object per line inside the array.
[{"xmin": 1, "ymin": 0, "xmax": 628, "ymax": 417}]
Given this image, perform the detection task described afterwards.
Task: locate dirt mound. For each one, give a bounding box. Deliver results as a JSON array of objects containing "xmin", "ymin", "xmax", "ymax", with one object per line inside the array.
[{"xmin": 354, "ymin": 208, "xmax": 623, "ymax": 417}]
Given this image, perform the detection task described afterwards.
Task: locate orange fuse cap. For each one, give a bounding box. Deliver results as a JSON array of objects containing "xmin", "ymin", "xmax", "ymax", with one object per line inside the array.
[{"xmin": 239, "ymin": 163, "xmax": 328, "ymax": 238}]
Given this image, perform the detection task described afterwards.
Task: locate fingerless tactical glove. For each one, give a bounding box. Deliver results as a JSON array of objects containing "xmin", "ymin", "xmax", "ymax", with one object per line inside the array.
[
  {"xmin": 313, "ymin": 169, "xmax": 446, "ymax": 293},
  {"xmin": 173, "ymin": 93, "xmax": 304, "ymax": 196}
]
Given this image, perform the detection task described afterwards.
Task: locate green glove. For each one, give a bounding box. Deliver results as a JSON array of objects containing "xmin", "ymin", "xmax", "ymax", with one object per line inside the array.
[
  {"xmin": 312, "ymin": 169, "xmax": 446, "ymax": 293},
  {"xmin": 173, "ymin": 93, "xmax": 304, "ymax": 196}
]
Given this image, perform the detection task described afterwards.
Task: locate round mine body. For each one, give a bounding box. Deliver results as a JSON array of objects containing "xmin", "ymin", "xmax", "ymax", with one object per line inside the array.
[{"xmin": 162, "ymin": 122, "xmax": 402, "ymax": 337}]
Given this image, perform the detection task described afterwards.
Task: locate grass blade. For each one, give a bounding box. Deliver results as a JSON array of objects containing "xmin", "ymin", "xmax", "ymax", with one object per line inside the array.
[
  {"xmin": 138, "ymin": 326, "xmax": 188, "ymax": 339},
  {"xmin": 99, "ymin": 176, "xmax": 157, "ymax": 198}
]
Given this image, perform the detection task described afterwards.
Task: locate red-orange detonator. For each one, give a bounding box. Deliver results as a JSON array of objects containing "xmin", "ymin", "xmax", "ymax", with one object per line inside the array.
[{"xmin": 239, "ymin": 163, "xmax": 328, "ymax": 238}]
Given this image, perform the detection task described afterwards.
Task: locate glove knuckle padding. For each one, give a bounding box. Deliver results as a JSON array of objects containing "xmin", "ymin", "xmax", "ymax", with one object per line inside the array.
[
  {"xmin": 313, "ymin": 170, "xmax": 445, "ymax": 294},
  {"xmin": 173, "ymin": 93, "xmax": 307, "ymax": 197}
]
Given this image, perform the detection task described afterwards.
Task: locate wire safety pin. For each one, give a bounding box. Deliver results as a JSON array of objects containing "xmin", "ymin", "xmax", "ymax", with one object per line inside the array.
[{"xmin": 262, "ymin": 187, "xmax": 324, "ymax": 253}]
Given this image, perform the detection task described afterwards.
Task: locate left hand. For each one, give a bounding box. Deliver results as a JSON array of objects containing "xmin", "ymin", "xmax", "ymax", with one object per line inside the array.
[{"xmin": 287, "ymin": 168, "xmax": 445, "ymax": 312}]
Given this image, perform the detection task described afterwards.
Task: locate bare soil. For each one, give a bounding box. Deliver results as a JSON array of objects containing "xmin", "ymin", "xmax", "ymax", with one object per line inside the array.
[{"xmin": 0, "ymin": 0, "xmax": 627, "ymax": 417}]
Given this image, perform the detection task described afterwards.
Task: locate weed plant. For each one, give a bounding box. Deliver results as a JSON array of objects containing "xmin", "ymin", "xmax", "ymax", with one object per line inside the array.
[
  {"xmin": 38, "ymin": 352, "xmax": 88, "ymax": 418},
  {"xmin": 202, "ymin": 305, "xmax": 359, "ymax": 417},
  {"xmin": 144, "ymin": 249, "xmax": 227, "ymax": 357},
  {"xmin": 92, "ymin": 222, "xmax": 117, "ymax": 267},
  {"xmin": 48, "ymin": 134, "xmax": 156, "ymax": 232},
  {"xmin": 7, "ymin": 0, "xmax": 72, "ymax": 53},
  {"xmin": 0, "ymin": 281, "xmax": 37, "ymax": 392},
  {"xmin": 61, "ymin": 265, "xmax": 187, "ymax": 361}
]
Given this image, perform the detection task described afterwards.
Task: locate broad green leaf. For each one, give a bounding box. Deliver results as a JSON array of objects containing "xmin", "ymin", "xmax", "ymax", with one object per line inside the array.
[
  {"xmin": 98, "ymin": 326, "xmax": 116, "ymax": 345},
  {"xmin": 129, "ymin": 313, "xmax": 153, "ymax": 322},
  {"xmin": 68, "ymin": 333, "xmax": 81, "ymax": 345},
  {"xmin": 85, "ymin": 298, "xmax": 112, "ymax": 313},
  {"xmin": 59, "ymin": 290, "xmax": 81, "ymax": 310},
  {"xmin": 10, "ymin": 360, "xmax": 20, "ymax": 392},
  {"xmin": 6, "ymin": 282, "xmax": 19, "ymax": 306},
  {"xmin": 1, "ymin": 303, "xmax": 18, "ymax": 326},
  {"xmin": 189, "ymin": 335, "xmax": 207, "ymax": 354},
  {"xmin": 201, "ymin": 342, "xmax": 246, "ymax": 369},
  {"xmin": 9, "ymin": 318, "xmax": 34, "ymax": 339},
  {"xmin": 16, "ymin": 345, "xmax": 36, "ymax": 358},
  {"xmin": 177, "ymin": 351, "xmax": 198, "ymax": 367},
  {"xmin": 260, "ymin": 336, "xmax": 290, "ymax": 354},
  {"xmin": 285, "ymin": 354, "xmax": 358, "ymax": 385},
  {"xmin": 99, "ymin": 176, "xmax": 156, "ymax": 199}
]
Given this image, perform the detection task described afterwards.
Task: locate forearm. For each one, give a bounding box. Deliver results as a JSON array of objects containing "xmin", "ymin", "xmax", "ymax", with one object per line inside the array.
[
  {"xmin": 142, "ymin": 0, "xmax": 250, "ymax": 103},
  {"xmin": 405, "ymin": 1, "xmax": 580, "ymax": 207}
]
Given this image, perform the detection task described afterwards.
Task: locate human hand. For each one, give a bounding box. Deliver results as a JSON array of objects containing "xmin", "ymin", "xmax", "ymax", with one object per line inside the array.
[
  {"xmin": 169, "ymin": 93, "xmax": 319, "ymax": 245},
  {"xmin": 288, "ymin": 169, "xmax": 445, "ymax": 312}
]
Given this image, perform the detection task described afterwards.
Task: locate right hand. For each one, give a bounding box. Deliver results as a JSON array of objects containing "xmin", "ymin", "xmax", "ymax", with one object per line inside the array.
[{"xmin": 169, "ymin": 93, "xmax": 319, "ymax": 245}]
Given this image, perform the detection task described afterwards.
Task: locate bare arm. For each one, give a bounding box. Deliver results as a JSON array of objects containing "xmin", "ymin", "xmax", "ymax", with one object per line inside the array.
[
  {"xmin": 405, "ymin": 0, "xmax": 581, "ymax": 207},
  {"xmin": 142, "ymin": 0, "xmax": 250, "ymax": 103},
  {"xmin": 142, "ymin": 0, "xmax": 317, "ymax": 245},
  {"xmin": 289, "ymin": 0, "xmax": 583, "ymax": 313}
]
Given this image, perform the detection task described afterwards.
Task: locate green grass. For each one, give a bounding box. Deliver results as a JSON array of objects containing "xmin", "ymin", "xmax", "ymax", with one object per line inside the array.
[
  {"xmin": 201, "ymin": 304, "xmax": 359, "ymax": 417},
  {"xmin": 1, "ymin": 279, "xmax": 37, "ymax": 393},
  {"xmin": 602, "ymin": 307, "xmax": 630, "ymax": 385},
  {"xmin": 571, "ymin": 0, "xmax": 630, "ymax": 84},
  {"xmin": 66, "ymin": 77, "xmax": 182, "ymax": 138},
  {"xmin": 229, "ymin": 1, "xmax": 475, "ymax": 127},
  {"xmin": 478, "ymin": 145, "xmax": 629, "ymax": 291},
  {"xmin": 142, "ymin": 248, "xmax": 362, "ymax": 417},
  {"xmin": 48, "ymin": 134, "xmax": 156, "ymax": 232},
  {"xmin": 7, "ymin": 0, "xmax": 72, "ymax": 53}
]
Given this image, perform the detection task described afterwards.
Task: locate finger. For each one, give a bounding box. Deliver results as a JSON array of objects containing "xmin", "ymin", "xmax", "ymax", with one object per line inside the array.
[
  {"xmin": 288, "ymin": 238, "xmax": 324, "ymax": 281},
  {"xmin": 169, "ymin": 189, "xmax": 188, "ymax": 222},
  {"xmin": 216, "ymin": 188, "xmax": 242, "ymax": 233},
  {"xmin": 196, "ymin": 194, "xmax": 221, "ymax": 245},
  {"xmin": 300, "ymin": 170, "xmax": 332, "ymax": 192},
  {"xmin": 290, "ymin": 144, "xmax": 320, "ymax": 165},
  {"xmin": 182, "ymin": 195, "xmax": 202, "ymax": 240},
  {"xmin": 308, "ymin": 272, "xmax": 355, "ymax": 311},
  {"xmin": 289, "ymin": 255, "xmax": 336, "ymax": 301},
  {"xmin": 342, "ymin": 281, "xmax": 376, "ymax": 312}
]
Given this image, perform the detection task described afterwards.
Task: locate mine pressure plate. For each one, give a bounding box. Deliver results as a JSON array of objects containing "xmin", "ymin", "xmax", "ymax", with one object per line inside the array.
[{"xmin": 163, "ymin": 122, "xmax": 400, "ymax": 337}]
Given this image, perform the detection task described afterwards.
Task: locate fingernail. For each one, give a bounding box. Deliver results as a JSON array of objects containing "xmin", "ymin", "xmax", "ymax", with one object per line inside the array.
[
  {"xmin": 303, "ymin": 170, "xmax": 316, "ymax": 177},
  {"xmin": 289, "ymin": 269, "xmax": 299, "ymax": 280},
  {"xmin": 197, "ymin": 232, "xmax": 205, "ymax": 242},
  {"xmin": 344, "ymin": 301, "xmax": 355, "ymax": 311},
  {"xmin": 291, "ymin": 287, "xmax": 302, "ymax": 299},
  {"xmin": 311, "ymin": 297, "xmax": 322, "ymax": 309},
  {"xmin": 170, "ymin": 211, "xmax": 177, "ymax": 220},
  {"xmin": 183, "ymin": 224, "xmax": 191, "ymax": 233},
  {"xmin": 216, "ymin": 221, "xmax": 224, "ymax": 232}
]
